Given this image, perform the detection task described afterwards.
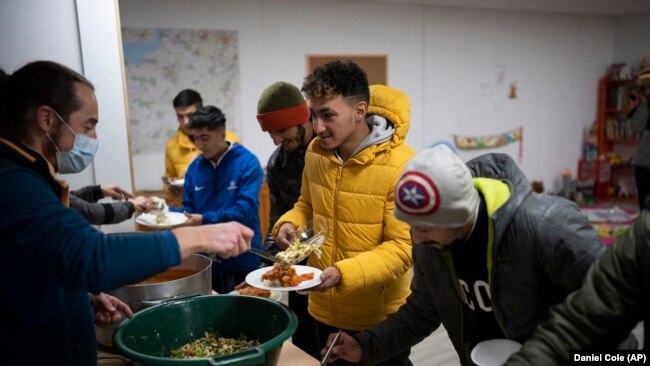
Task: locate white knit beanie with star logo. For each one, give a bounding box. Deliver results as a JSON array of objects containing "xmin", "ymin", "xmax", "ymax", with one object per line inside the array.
[{"xmin": 394, "ymin": 144, "xmax": 480, "ymax": 228}]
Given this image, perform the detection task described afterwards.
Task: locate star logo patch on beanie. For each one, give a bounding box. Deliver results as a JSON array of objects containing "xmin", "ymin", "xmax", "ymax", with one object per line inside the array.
[{"xmin": 395, "ymin": 171, "xmax": 440, "ymax": 216}]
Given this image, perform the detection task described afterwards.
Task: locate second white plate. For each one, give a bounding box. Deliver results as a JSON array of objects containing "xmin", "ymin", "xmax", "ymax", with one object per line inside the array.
[
  {"xmin": 135, "ymin": 211, "xmax": 187, "ymax": 229},
  {"xmin": 245, "ymin": 265, "xmax": 322, "ymax": 291}
]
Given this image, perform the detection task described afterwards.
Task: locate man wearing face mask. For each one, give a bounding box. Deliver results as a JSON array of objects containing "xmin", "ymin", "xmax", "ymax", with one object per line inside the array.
[
  {"xmin": 0, "ymin": 61, "xmax": 253, "ymax": 366},
  {"xmin": 45, "ymin": 109, "xmax": 157, "ymax": 225},
  {"xmin": 46, "ymin": 108, "xmax": 99, "ymax": 173}
]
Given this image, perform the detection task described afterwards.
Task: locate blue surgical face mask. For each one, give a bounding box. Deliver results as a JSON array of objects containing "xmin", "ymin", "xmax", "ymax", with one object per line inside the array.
[{"xmin": 47, "ymin": 110, "xmax": 99, "ymax": 174}]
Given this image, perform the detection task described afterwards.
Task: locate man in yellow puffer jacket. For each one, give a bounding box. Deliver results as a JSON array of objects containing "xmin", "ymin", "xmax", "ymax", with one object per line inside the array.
[
  {"xmin": 164, "ymin": 89, "xmax": 238, "ymax": 205},
  {"xmin": 274, "ymin": 60, "xmax": 414, "ymax": 366}
]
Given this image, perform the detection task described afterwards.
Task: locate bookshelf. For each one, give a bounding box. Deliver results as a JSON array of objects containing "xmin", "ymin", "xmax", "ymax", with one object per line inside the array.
[{"xmin": 595, "ymin": 76, "xmax": 640, "ymax": 200}]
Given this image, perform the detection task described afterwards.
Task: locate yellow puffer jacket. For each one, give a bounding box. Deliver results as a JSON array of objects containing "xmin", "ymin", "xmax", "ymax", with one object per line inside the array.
[
  {"xmin": 165, "ymin": 129, "xmax": 198, "ymax": 179},
  {"xmin": 273, "ymin": 85, "xmax": 415, "ymax": 330},
  {"xmin": 165, "ymin": 129, "xmax": 240, "ymax": 179}
]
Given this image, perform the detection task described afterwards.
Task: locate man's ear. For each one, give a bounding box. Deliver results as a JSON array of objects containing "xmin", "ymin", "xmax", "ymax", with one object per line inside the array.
[
  {"xmin": 354, "ymin": 101, "xmax": 368, "ymax": 122},
  {"xmin": 34, "ymin": 105, "xmax": 56, "ymax": 133}
]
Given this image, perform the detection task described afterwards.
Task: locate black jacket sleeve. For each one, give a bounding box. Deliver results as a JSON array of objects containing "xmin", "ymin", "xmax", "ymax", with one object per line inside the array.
[
  {"xmin": 354, "ymin": 245, "xmax": 442, "ymax": 365},
  {"xmin": 506, "ymin": 210, "xmax": 650, "ymax": 365}
]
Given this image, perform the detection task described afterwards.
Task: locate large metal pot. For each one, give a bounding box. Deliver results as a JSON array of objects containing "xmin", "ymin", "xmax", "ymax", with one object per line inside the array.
[
  {"xmin": 96, "ymin": 254, "xmax": 212, "ymax": 347},
  {"xmin": 113, "ymin": 295, "xmax": 298, "ymax": 366}
]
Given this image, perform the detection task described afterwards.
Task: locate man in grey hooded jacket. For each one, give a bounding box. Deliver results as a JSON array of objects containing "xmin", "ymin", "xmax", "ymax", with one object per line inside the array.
[
  {"xmin": 506, "ymin": 209, "xmax": 649, "ymax": 365},
  {"xmin": 321, "ymin": 145, "xmax": 636, "ymax": 365},
  {"xmin": 70, "ymin": 184, "xmax": 154, "ymax": 225}
]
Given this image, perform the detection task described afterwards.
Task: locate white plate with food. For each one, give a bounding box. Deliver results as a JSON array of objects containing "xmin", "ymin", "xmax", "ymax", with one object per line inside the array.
[
  {"xmin": 245, "ymin": 265, "xmax": 322, "ymax": 292},
  {"xmin": 135, "ymin": 211, "xmax": 188, "ymax": 229},
  {"xmin": 229, "ymin": 287, "xmax": 283, "ymax": 301}
]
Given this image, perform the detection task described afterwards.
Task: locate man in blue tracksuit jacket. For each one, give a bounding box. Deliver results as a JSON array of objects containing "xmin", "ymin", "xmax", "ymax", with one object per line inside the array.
[{"xmin": 172, "ymin": 105, "xmax": 263, "ymax": 293}]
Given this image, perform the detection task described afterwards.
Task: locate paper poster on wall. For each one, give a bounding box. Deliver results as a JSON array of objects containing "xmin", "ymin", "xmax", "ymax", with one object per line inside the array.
[
  {"xmin": 453, "ymin": 127, "xmax": 523, "ymax": 162},
  {"xmin": 122, "ymin": 28, "xmax": 241, "ymax": 155}
]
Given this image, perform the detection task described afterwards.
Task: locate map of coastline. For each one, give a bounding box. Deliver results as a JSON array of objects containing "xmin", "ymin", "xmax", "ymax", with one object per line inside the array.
[{"xmin": 122, "ymin": 28, "xmax": 241, "ymax": 155}]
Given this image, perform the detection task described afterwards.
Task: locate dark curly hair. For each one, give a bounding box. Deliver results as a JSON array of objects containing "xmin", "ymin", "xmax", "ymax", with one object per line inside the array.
[
  {"xmin": 188, "ymin": 105, "xmax": 226, "ymax": 131},
  {"xmin": 302, "ymin": 60, "xmax": 369, "ymax": 105}
]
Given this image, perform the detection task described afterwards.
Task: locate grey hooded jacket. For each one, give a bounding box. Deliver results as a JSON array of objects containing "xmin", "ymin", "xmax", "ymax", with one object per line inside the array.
[{"xmin": 354, "ymin": 153, "xmax": 606, "ymax": 365}]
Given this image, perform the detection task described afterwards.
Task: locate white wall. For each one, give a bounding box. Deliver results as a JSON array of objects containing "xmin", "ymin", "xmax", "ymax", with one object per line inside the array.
[
  {"xmin": 613, "ymin": 12, "xmax": 650, "ymax": 68},
  {"xmin": 0, "ymin": 0, "xmax": 95, "ymax": 190},
  {"xmin": 424, "ymin": 7, "xmax": 614, "ymax": 191},
  {"xmin": 253, "ymin": 0, "xmax": 426, "ymax": 151},
  {"xmin": 76, "ymin": 0, "xmax": 135, "ymax": 232},
  {"xmin": 119, "ymin": 0, "xmax": 617, "ymax": 192}
]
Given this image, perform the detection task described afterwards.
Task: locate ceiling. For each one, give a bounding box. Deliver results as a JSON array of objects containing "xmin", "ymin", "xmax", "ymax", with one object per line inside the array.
[{"xmin": 354, "ymin": 0, "xmax": 650, "ymax": 16}]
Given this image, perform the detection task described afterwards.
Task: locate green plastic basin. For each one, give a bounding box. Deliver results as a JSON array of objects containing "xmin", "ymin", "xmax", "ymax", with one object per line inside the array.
[{"xmin": 113, "ymin": 295, "xmax": 297, "ymax": 366}]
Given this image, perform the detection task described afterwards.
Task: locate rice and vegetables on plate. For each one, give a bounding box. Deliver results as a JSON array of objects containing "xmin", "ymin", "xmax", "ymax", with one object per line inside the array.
[
  {"xmin": 275, "ymin": 238, "xmax": 322, "ymax": 264},
  {"xmin": 149, "ymin": 196, "xmax": 171, "ymax": 225},
  {"xmin": 170, "ymin": 332, "xmax": 259, "ymax": 359}
]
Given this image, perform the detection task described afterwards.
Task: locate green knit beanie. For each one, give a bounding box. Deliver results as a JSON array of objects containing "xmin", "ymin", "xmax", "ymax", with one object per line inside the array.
[{"xmin": 256, "ymin": 81, "xmax": 309, "ymax": 131}]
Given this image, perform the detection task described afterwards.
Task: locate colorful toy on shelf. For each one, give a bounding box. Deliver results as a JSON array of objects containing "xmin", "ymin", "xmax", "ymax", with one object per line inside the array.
[
  {"xmin": 616, "ymin": 180, "xmax": 633, "ymax": 198},
  {"xmin": 591, "ymin": 223, "xmax": 630, "ymax": 238},
  {"xmin": 619, "ymin": 65, "xmax": 632, "ymax": 80},
  {"xmin": 607, "ymin": 152, "xmax": 624, "ymax": 166},
  {"xmin": 531, "ymin": 180, "xmax": 544, "ymax": 193}
]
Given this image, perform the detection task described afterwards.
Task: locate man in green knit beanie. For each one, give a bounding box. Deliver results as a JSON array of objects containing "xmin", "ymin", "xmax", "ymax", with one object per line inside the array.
[{"xmin": 256, "ymin": 81, "xmax": 317, "ymax": 356}]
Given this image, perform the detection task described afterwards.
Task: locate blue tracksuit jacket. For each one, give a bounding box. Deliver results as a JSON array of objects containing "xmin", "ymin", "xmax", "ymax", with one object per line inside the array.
[{"xmin": 176, "ymin": 143, "xmax": 263, "ymax": 272}]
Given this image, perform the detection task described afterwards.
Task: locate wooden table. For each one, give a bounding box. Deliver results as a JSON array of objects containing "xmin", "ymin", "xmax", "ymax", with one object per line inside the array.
[
  {"xmin": 98, "ymin": 341, "xmax": 319, "ymax": 365},
  {"xmin": 278, "ymin": 341, "xmax": 320, "ymax": 365}
]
